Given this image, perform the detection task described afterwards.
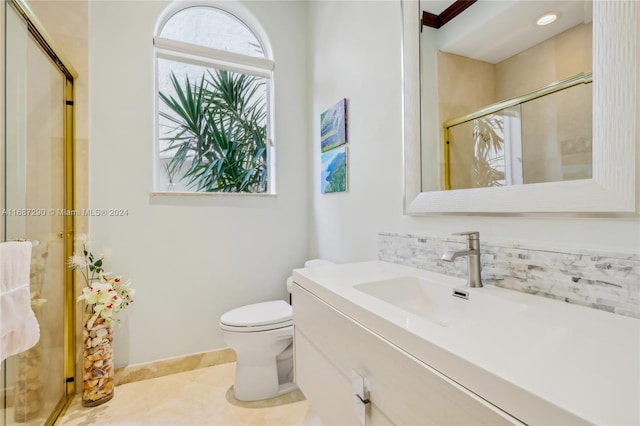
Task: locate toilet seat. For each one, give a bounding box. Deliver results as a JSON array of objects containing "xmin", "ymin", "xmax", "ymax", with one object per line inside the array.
[{"xmin": 220, "ymin": 300, "xmax": 292, "ymax": 332}]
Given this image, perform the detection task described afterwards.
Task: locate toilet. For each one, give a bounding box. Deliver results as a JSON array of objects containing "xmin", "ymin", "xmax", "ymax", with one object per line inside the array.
[{"xmin": 220, "ymin": 260, "xmax": 333, "ymax": 401}]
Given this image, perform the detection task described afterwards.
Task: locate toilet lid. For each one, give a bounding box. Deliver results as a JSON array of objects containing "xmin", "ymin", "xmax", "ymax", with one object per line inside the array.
[{"xmin": 220, "ymin": 300, "xmax": 292, "ymax": 329}]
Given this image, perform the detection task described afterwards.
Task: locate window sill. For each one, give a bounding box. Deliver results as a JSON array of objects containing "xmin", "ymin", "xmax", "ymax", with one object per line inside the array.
[{"xmin": 151, "ymin": 191, "xmax": 277, "ymax": 197}]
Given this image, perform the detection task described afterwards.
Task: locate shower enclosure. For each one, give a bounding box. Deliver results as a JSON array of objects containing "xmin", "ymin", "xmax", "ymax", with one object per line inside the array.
[
  {"xmin": 1, "ymin": 0, "xmax": 76, "ymax": 424},
  {"xmin": 443, "ymin": 73, "xmax": 593, "ymax": 190}
]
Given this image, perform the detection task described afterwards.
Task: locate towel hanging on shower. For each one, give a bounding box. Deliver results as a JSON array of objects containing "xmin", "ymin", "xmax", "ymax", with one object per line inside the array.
[{"xmin": 0, "ymin": 241, "xmax": 40, "ymax": 363}]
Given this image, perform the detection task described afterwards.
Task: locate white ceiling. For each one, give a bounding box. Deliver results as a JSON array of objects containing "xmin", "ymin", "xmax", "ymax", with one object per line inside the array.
[
  {"xmin": 421, "ymin": 0, "xmax": 593, "ymax": 64},
  {"xmin": 421, "ymin": 0, "xmax": 454, "ymax": 16}
]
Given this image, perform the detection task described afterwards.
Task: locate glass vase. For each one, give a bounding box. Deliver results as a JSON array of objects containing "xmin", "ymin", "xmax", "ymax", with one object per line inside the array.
[{"xmin": 82, "ymin": 309, "xmax": 114, "ymax": 406}]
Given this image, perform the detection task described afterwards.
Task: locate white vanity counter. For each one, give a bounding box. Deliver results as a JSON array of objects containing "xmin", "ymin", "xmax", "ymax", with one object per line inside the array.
[{"xmin": 292, "ymin": 261, "xmax": 640, "ymax": 425}]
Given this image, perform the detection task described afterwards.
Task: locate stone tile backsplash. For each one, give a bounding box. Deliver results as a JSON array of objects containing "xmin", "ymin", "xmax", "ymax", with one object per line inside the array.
[{"xmin": 378, "ymin": 232, "xmax": 640, "ymax": 319}]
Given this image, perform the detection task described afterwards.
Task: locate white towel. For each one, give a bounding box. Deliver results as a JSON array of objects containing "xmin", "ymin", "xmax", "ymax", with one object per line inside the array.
[{"xmin": 0, "ymin": 241, "xmax": 40, "ymax": 363}]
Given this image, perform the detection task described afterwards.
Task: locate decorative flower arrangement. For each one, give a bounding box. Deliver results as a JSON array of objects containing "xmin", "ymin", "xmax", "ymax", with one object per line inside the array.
[{"xmin": 68, "ymin": 240, "xmax": 135, "ymax": 322}]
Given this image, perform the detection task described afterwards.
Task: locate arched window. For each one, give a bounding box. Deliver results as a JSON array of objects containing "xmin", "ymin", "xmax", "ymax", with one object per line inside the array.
[{"xmin": 154, "ymin": 4, "xmax": 274, "ymax": 193}]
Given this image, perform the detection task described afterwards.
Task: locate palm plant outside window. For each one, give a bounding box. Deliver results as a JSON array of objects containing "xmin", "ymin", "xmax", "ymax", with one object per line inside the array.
[{"xmin": 155, "ymin": 6, "xmax": 274, "ymax": 193}]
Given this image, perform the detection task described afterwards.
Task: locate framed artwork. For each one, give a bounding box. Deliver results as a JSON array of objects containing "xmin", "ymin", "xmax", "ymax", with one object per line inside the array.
[
  {"xmin": 321, "ymin": 145, "xmax": 348, "ymax": 194},
  {"xmin": 320, "ymin": 98, "xmax": 348, "ymax": 153},
  {"xmin": 320, "ymin": 99, "xmax": 348, "ymax": 193}
]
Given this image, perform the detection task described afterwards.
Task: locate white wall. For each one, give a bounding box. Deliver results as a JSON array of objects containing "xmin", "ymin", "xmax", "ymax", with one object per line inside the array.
[
  {"xmin": 89, "ymin": 0, "xmax": 309, "ymax": 366},
  {"xmin": 88, "ymin": 0, "xmax": 638, "ymax": 367},
  {"xmin": 308, "ymin": 1, "xmax": 640, "ymax": 262}
]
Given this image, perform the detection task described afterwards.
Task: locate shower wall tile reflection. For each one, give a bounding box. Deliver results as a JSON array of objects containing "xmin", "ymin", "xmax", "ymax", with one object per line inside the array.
[
  {"xmin": 521, "ymin": 83, "xmax": 592, "ymax": 183},
  {"xmin": 494, "ymin": 23, "xmax": 592, "ymax": 100}
]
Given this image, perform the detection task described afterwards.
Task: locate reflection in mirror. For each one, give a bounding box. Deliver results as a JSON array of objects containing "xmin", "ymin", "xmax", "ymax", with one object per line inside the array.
[
  {"xmin": 402, "ymin": 0, "xmax": 638, "ymax": 214},
  {"xmin": 420, "ymin": 0, "xmax": 593, "ymax": 191},
  {"xmin": 446, "ymin": 75, "xmax": 592, "ymax": 189}
]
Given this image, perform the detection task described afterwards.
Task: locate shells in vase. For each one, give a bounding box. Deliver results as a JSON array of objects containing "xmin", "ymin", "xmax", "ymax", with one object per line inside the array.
[{"xmin": 82, "ymin": 311, "xmax": 114, "ymax": 406}]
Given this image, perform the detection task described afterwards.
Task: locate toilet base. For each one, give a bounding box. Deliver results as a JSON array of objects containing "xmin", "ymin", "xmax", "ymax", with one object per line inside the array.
[
  {"xmin": 233, "ymin": 365, "xmax": 298, "ymax": 401},
  {"xmin": 277, "ymin": 381, "xmax": 298, "ymax": 397},
  {"xmin": 232, "ymin": 381, "xmax": 297, "ymax": 402},
  {"xmin": 224, "ymin": 327, "xmax": 296, "ymax": 402}
]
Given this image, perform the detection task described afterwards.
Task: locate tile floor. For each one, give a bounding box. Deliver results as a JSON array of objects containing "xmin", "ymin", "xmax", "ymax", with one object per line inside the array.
[{"xmin": 58, "ymin": 362, "xmax": 323, "ymax": 425}]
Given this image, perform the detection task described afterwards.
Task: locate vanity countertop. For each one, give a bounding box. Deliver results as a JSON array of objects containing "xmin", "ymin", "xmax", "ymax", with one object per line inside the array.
[{"xmin": 292, "ymin": 261, "xmax": 640, "ymax": 425}]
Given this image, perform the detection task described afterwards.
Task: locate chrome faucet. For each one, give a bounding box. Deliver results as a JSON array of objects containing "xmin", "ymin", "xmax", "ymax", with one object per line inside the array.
[{"xmin": 441, "ymin": 231, "xmax": 483, "ymax": 288}]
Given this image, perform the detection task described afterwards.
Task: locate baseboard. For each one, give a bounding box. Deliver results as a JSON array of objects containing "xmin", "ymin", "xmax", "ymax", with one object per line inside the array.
[{"xmin": 114, "ymin": 347, "xmax": 236, "ymax": 386}]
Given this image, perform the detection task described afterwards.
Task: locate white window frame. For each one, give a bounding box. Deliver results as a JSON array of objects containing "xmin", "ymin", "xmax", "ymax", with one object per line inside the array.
[{"xmin": 152, "ymin": 2, "xmax": 276, "ymax": 195}]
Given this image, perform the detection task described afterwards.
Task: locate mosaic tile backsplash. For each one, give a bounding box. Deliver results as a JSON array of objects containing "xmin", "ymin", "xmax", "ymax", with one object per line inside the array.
[{"xmin": 378, "ymin": 232, "xmax": 640, "ymax": 319}]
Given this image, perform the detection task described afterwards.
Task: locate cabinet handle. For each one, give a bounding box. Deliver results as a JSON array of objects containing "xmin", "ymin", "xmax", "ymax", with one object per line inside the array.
[{"xmin": 352, "ymin": 370, "xmax": 370, "ymax": 426}]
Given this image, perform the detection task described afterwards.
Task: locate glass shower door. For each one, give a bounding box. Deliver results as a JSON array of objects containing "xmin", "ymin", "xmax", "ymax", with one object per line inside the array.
[{"xmin": 2, "ymin": 2, "xmax": 70, "ymax": 424}]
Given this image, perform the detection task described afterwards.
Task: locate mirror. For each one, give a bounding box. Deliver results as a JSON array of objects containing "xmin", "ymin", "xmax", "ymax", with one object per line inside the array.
[
  {"xmin": 402, "ymin": 0, "xmax": 638, "ymax": 214},
  {"xmin": 426, "ymin": 1, "xmax": 593, "ymax": 191}
]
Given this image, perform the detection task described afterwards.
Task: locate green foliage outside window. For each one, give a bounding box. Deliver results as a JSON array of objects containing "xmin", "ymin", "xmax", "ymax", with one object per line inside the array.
[{"xmin": 159, "ymin": 69, "xmax": 268, "ymax": 192}]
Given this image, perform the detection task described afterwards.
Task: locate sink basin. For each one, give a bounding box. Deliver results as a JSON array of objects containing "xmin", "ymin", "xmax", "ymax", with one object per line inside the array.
[{"xmin": 354, "ymin": 276, "xmax": 526, "ymax": 328}]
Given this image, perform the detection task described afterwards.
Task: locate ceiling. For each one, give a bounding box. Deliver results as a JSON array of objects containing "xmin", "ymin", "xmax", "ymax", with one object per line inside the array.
[
  {"xmin": 420, "ymin": 0, "xmax": 593, "ymax": 64},
  {"xmin": 421, "ymin": 0, "xmax": 455, "ymax": 16}
]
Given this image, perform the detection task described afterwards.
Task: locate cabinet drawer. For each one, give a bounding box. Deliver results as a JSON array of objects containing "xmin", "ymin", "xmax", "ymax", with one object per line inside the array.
[
  {"xmin": 295, "ymin": 329, "xmax": 394, "ymax": 425},
  {"xmin": 293, "ymin": 285, "xmax": 522, "ymax": 425}
]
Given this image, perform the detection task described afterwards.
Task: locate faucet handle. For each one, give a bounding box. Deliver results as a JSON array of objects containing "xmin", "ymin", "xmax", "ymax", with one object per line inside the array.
[{"xmin": 452, "ymin": 231, "xmax": 479, "ymax": 240}]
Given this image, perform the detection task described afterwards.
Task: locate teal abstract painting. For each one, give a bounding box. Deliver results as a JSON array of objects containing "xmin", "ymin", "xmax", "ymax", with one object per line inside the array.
[
  {"xmin": 320, "ymin": 99, "xmax": 348, "ymax": 153},
  {"xmin": 321, "ymin": 145, "xmax": 347, "ymax": 193}
]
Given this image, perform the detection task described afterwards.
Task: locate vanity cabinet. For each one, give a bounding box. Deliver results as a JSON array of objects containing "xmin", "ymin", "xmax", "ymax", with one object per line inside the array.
[{"xmin": 293, "ymin": 285, "xmax": 522, "ymax": 425}]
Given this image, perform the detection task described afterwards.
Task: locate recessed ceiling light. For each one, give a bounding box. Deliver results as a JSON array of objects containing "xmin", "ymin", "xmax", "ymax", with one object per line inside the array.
[{"xmin": 536, "ymin": 12, "xmax": 560, "ymax": 26}]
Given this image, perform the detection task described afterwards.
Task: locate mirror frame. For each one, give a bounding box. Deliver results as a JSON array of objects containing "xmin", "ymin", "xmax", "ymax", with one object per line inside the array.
[{"xmin": 402, "ymin": 0, "xmax": 639, "ymax": 215}]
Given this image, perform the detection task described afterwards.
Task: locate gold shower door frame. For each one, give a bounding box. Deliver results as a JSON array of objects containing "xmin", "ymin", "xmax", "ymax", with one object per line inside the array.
[{"xmin": 2, "ymin": 0, "xmax": 77, "ymax": 423}]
